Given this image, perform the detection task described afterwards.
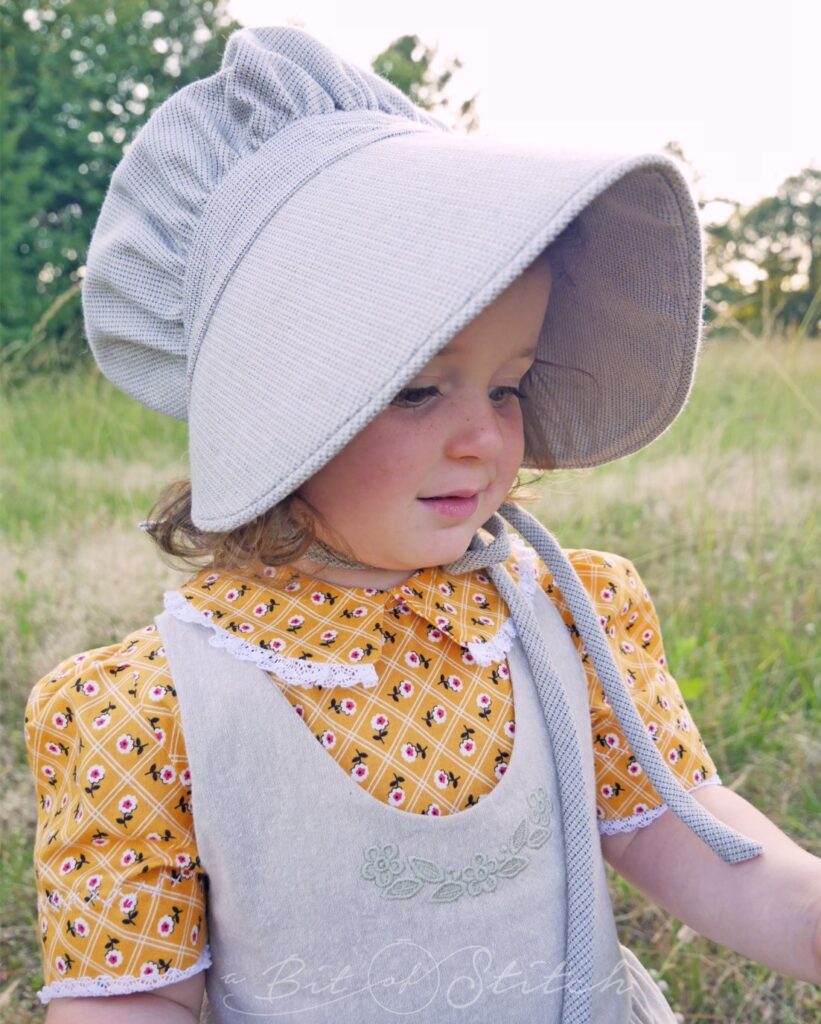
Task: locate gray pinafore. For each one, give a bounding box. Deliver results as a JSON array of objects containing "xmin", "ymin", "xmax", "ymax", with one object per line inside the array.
[{"xmin": 157, "ymin": 503, "xmax": 762, "ymax": 1023}]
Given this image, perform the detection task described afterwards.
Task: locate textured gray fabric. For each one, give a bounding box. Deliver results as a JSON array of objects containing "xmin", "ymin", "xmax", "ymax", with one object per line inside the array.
[
  {"xmin": 82, "ymin": 24, "xmax": 705, "ymax": 532},
  {"xmin": 157, "ymin": 565, "xmax": 679, "ymax": 1022}
]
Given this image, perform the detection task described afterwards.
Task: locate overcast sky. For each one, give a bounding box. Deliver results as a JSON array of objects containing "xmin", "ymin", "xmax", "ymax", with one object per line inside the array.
[{"xmin": 228, "ymin": 0, "xmax": 818, "ymax": 215}]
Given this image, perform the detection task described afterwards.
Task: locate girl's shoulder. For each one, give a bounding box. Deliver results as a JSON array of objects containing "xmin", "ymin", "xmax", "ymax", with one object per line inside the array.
[{"xmin": 25, "ymin": 624, "xmax": 177, "ymax": 755}]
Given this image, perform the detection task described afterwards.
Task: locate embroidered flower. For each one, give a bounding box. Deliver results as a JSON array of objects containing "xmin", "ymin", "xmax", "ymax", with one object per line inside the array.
[{"xmin": 361, "ymin": 844, "xmax": 402, "ymax": 887}]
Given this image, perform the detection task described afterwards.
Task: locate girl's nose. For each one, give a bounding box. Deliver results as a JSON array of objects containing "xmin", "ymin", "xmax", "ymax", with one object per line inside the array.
[{"xmin": 443, "ymin": 394, "xmax": 508, "ymax": 462}]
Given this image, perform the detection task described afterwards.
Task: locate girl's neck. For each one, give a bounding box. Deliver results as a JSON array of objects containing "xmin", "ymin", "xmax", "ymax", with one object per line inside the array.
[{"xmin": 288, "ymin": 555, "xmax": 420, "ymax": 592}]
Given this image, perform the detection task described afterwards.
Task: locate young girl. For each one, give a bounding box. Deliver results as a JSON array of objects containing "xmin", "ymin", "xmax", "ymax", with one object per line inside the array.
[{"xmin": 25, "ymin": 24, "xmax": 820, "ymax": 1024}]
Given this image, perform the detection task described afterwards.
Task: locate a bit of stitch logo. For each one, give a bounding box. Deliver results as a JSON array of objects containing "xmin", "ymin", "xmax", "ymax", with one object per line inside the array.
[{"xmin": 360, "ymin": 786, "xmax": 551, "ymax": 902}]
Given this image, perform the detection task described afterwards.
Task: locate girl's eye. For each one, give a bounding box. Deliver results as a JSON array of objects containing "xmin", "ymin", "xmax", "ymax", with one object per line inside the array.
[
  {"xmin": 390, "ymin": 386, "xmax": 440, "ymax": 408},
  {"xmin": 490, "ymin": 386, "xmax": 526, "ymax": 404}
]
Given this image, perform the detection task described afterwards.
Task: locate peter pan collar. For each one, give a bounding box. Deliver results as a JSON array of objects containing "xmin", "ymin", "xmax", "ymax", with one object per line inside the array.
[{"xmin": 162, "ymin": 536, "xmax": 542, "ymax": 688}]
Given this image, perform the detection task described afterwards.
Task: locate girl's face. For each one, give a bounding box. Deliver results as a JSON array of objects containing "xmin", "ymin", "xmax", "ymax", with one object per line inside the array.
[{"xmin": 294, "ymin": 259, "xmax": 552, "ymax": 588}]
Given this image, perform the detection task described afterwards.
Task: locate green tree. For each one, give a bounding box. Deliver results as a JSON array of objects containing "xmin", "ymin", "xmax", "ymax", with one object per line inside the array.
[{"xmin": 0, "ymin": 0, "xmax": 241, "ymax": 372}]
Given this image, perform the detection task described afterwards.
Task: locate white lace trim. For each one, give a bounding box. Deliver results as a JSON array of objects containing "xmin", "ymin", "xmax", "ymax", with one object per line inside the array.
[
  {"xmin": 508, "ymin": 533, "xmax": 541, "ymax": 602},
  {"xmin": 597, "ymin": 774, "xmax": 723, "ymax": 835},
  {"xmin": 37, "ymin": 945, "xmax": 211, "ymax": 1003},
  {"xmin": 163, "ymin": 591, "xmax": 379, "ymax": 689},
  {"xmin": 466, "ymin": 616, "xmax": 518, "ymax": 666}
]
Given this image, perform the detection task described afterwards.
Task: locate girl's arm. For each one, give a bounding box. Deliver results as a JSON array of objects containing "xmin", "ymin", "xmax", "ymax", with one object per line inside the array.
[
  {"xmin": 601, "ymin": 783, "xmax": 821, "ymax": 984},
  {"xmin": 43, "ymin": 972, "xmax": 205, "ymax": 1023}
]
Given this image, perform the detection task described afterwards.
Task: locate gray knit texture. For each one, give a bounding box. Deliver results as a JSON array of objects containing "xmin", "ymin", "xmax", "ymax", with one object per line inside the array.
[{"xmin": 82, "ymin": 24, "xmax": 705, "ymax": 533}]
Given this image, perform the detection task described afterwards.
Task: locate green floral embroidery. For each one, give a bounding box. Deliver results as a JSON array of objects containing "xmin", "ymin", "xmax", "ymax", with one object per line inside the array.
[{"xmin": 361, "ymin": 786, "xmax": 552, "ymax": 902}]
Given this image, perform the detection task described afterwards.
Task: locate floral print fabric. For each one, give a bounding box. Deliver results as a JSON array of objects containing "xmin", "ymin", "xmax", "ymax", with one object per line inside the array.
[{"xmin": 25, "ymin": 537, "xmax": 719, "ymax": 999}]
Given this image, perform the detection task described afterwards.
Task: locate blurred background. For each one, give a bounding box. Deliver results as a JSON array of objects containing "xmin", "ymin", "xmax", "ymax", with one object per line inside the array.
[{"xmin": 2, "ymin": 2, "xmax": 819, "ymax": 1021}]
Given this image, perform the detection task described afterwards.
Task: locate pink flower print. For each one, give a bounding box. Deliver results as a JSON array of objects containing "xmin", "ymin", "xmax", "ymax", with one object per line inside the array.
[
  {"xmin": 388, "ymin": 788, "xmax": 405, "ymax": 806},
  {"xmin": 604, "ymin": 733, "xmax": 620, "ymax": 749},
  {"xmin": 204, "ymin": 574, "xmax": 219, "ymax": 585},
  {"xmin": 201, "ymin": 609, "xmax": 213, "ymax": 621},
  {"xmin": 74, "ymin": 805, "xmax": 84, "ymax": 823},
  {"xmin": 105, "ymin": 949, "xmax": 123, "ymax": 968},
  {"xmin": 434, "ymin": 770, "xmax": 449, "ymax": 789},
  {"xmin": 475, "ymin": 615, "xmax": 494, "ymax": 627},
  {"xmin": 158, "ymin": 915, "xmax": 175, "ymax": 936},
  {"xmin": 462, "ymin": 650, "xmax": 476, "ymax": 665},
  {"xmin": 284, "ymin": 581, "xmax": 300, "ymax": 592},
  {"xmin": 175, "ymin": 853, "xmax": 190, "ymax": 867},
  {"xmin": 442, "ymin": 602, "xmax": 456, "ymax": 615},
  {"xmin": 340, "ymin": 698, "xmax": 356, "ymax": 715},
  {"xmin": 494, "ymin": 762, "xmax": 508, "ymax": 780},
  {"xmin": 52, "ymin": 712, "xmax": 68, "ymax": 729},
  {"xmin": 55, "ymin": 955, "xmax": 68, "ymax": 975},
  {"xmin": 432, "ymin": 705, "xmax": 446, "ymax": 724},
  {"xmin": 598, "ymin": 615, "xmax": 608, "ymax": 628},
  {"xmin": 86, "ymin": 874, "xmax": 103, "ymax": 892},
  {"xmin": 149, "ymin": 685, "xmax": 166, "ymax": 701},
  {"xmin": 398, "ymin": 680, "xmax": 414, "ymax": 698},
  {"xmin": 86, "ymin": 764, "xmax": 105, "ymax": 784},
  {"xmin": 253, "ymin": 604, "xmax": 268, "ymax": 617},
  {"xmin": 40, "ymin": 917, "xmax": 48, "ymax": 936},
  {"xmin": 91, "ymin": 834, "xmax": 108, "ymax": 847},
  {"xmin": 153, "ymin": 726, "xmax": 165, "ymax": 743},
  {"xmin": 633, "ymin": 803, "xmax": 648, "ymax": 815},
  {"xmin": 659, "ymin": 654, "xmax": 666, "ymax": 667},
  {"xmin": 642, "ymin": 589, "xmax": 650, "ymax": 601},
  {"xmin": 140, "ymin": 961, "xmax": 159, "ymax": 978},
  {"xmin": 692, "ymin": 769, "xmax": 703, "ymax": 783},
  {"xmin": 45, "ymin": 741, "xmax": 61, "ymax": 755},
  {"xmin": 395, "ymin": 601, "xmax": 411, "ymax": 616},
  {"xmin": 459, "ymin": 738, "xmax": 476, "ymax": 757},
  {"xmin": 349, "ymin": 647, "xmax": 365, "ymax": 662},
  {"xmin": 320, "ymin": 730, "xmax": 336, "ymax": 749},
  {"xmin": 504, "ymin": 720, "xmax": 515, "ymax": 739},
  {"xmin": 647, "ymin": 722, "xmax": 659, "ymax": 739},
  {"xmin": 607, "ymin": 625, "xmax": 616, "ymax": 638},
  {"xmin": 621, "ymin": 601, "xmax": 630, "ymax": 615},
  {"xmin": 119, "ymin": 795, "xmax": 137, "ymax": 813},
  {"xmin": 82, "ymin": 680, "xmax": 99, "ymax": 697},
  {"xmin": 310, "ymin": 591, "xmax": 326, "ymax": 605},
  {"xmin": 321, "ymin": 629, "xmax": 338, "ymax": 643},
  {"xmin": 180, "ymin": 767, "xmax": 192, "ymax": 786},
  {"xmin": 371, "ymin": 713, "xmax": 388, "ymax": 730},
  {"xmin": 73, "ymin": 653, "xmax": 88, "ymax": 664},
  {"xmin": 620, "ymin": 641, "xmax": 635, "ymax": 655},
  {"xmin": 352, "ymin": 606, "xmax": 367, "ymax": 618},
  {"xmin": 476, "ymin": 692, "xmax": 491, "ymax": 710},
  {"xmin": 596, "ymin": 806, "xmax": 605, "ymax": 820},
  {"xmin": 294, "ymin": 704, "xmax": 304, "ymax": 718},
  {"xmin": 658, "ymin": 696, "xmax": 670, "ymax": 711},
  {"xmin": 497, "ymin": 663, "xmax": 510, "ymax": 679},
  {"xmin": 159, "ymin": 765, "xmax": 176, "ymax": 784},
  {"xmin": 627, "ymin": 761, "xmax": 642, "ymax": 777},
  {"xmin": 121, "ymin": 849, "xmax": 137, "ymax": 867},
  {"xmin": 92, "ymin": 713, "xmax": 111, "ymax": 729},
  {"xmin": 476, "ymin": 573, "xmax": 490, "ymax": 584},
  {"xmin": 400, "ymin": 585, "xmax": 414, "ymax": 597},
  {"xmin": 401, "ymin": 742, "xmax": 417, "ymax": 762},
  {"xmin": 426, "ymin": 803, "xmax": 442, "ymax": 816},
  {"xmin": 667, "ymin": 749, "xmax": 680, "ymax": 764},
  {"xmin": 601, "ymin": 784, "xmax": 614, "ymax": 799},
  {"xmin": 448, "ymin": 675, "xmax": 464, "ymax": 693},
  {"xmin": 116, "ymin": 734, "xmax": 134, "ymax": 753},
  {"xmin": 237, "ymin": 622, "xmax": 253, "ymax": 634},
  {"xmin": 351, "ymin": 763, "xmax": 369, "ymax": 782},
  {"xmin": 268, "ymin": 638, "xmax": 286, "ymax": 652},
  {"xmin": 225, "ymin": 589, "xmax": 240, "ymax": 602},
  {"xmin": 48, "ymin": 890, "xmax": 62, "ymax": 910},
  {"xmin": 435, "ymin": 615, "xmax": 450, "ymax": 630},
  {"xmin": 363, "ymin": 587, "xmax": 379, "ymax": 597},
  {"xmin": 73, "ymin": 918, "xmax": 89, "ymax": 937},
  {"xmin": 427, "ymin": 628, "xmax": 444, "ymax": 642},
  {"xmin": 42, "ymin": 795, "xmax": 52, "ymax": 812},
  {"xmin": 60, "ymin": 792, "xmax": 68, "ymax": 808},
  {"xmin": 600, "ymin": 587, "xmax": 614, "ymax": 601},
  {"xmin": 191, "ymin": 923, "xmax": 200, "ymax": 944},
  {"xmin": 119, "ymin": 893, "xmax": 137, "ymax": 914},
  {"xmin": 287, "ymin": 615, "xmax": 304, "ymax": 631},
  {"xmin": 405, "ymin": 651, "xmax": 420, "ymax": 668},
  {"xmin": 627, "ymin": 611, "xmax": 639, "ymax": 626},
  {"xmin": 42, "ymin": 765, "xmax": 56, "ymax": 779},
  {"xmin": 59, "ymin": 857, "xmax": 76, "ymax": 875},
  {"xmin": 146, "ymin": 832, "xmax": 162, "ymax": 842},
  {"xmin": 437, "ymin": 582, "xmax": 451, "ymax": 596}
]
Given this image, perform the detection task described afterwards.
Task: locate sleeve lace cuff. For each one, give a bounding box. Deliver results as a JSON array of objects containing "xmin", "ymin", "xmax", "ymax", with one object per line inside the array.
[{"xmin": 597, "ymin": 774, "xmax": 723, "ymax": 835}]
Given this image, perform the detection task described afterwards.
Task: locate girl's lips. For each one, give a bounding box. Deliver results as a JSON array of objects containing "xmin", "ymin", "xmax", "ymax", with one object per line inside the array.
[{"xmin": 418, "ymin": 493, "xmax": 480, "ymax": 519}]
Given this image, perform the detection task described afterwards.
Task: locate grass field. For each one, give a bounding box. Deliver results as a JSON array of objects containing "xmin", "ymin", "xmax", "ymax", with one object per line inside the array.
[{"xmin": 1, "ymin": 336, "xmax": 819, "ymax": 1022}]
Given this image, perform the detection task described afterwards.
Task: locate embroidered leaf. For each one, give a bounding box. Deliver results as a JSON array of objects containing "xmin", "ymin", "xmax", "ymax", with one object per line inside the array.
[
  {"xmin": 383, "ymin": 878, "xmax": 424, "ymax": 900},
  {"xmin": 496, "ymin": 855, "xmax": 529, "ymax": 878},
  {"xmin": 409, "ymin": 857, "xmax": 445, "ymax": 883},
  {"xmin": 511, "ymin": 816, "xmax": 529, "ymax": 852},
  {"xmin": 431, "ymin": 881, "xmax": 466, "ymax": 903},
  {"xmin": 526, "ymin": 827, "xmax": 551, "ymax": 848}
]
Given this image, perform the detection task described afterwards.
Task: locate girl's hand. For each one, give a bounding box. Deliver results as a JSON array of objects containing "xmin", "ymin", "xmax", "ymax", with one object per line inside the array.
[
  {"xmin": 601, "ymin": 784, "xmax": 821, "ymax": 984},
  {"xmin": 43, "ymin": 971, "xmax": 205, "ymax": 1023}
]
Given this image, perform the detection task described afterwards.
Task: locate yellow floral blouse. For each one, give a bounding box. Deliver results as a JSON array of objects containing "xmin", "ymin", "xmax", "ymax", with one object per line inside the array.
[{"xmin": 25, "ymin": 536, "xmax": 721, "ymax": 1001}]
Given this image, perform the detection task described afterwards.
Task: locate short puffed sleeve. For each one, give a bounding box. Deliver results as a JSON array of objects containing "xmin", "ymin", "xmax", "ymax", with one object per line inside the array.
[
  {"xmin": 24, "ymin": 625, "xmax": 210, "ymax": 1003},
  {"xmin": 533, "ymin": 547, "xmax": 723, "ymax": 835}
]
